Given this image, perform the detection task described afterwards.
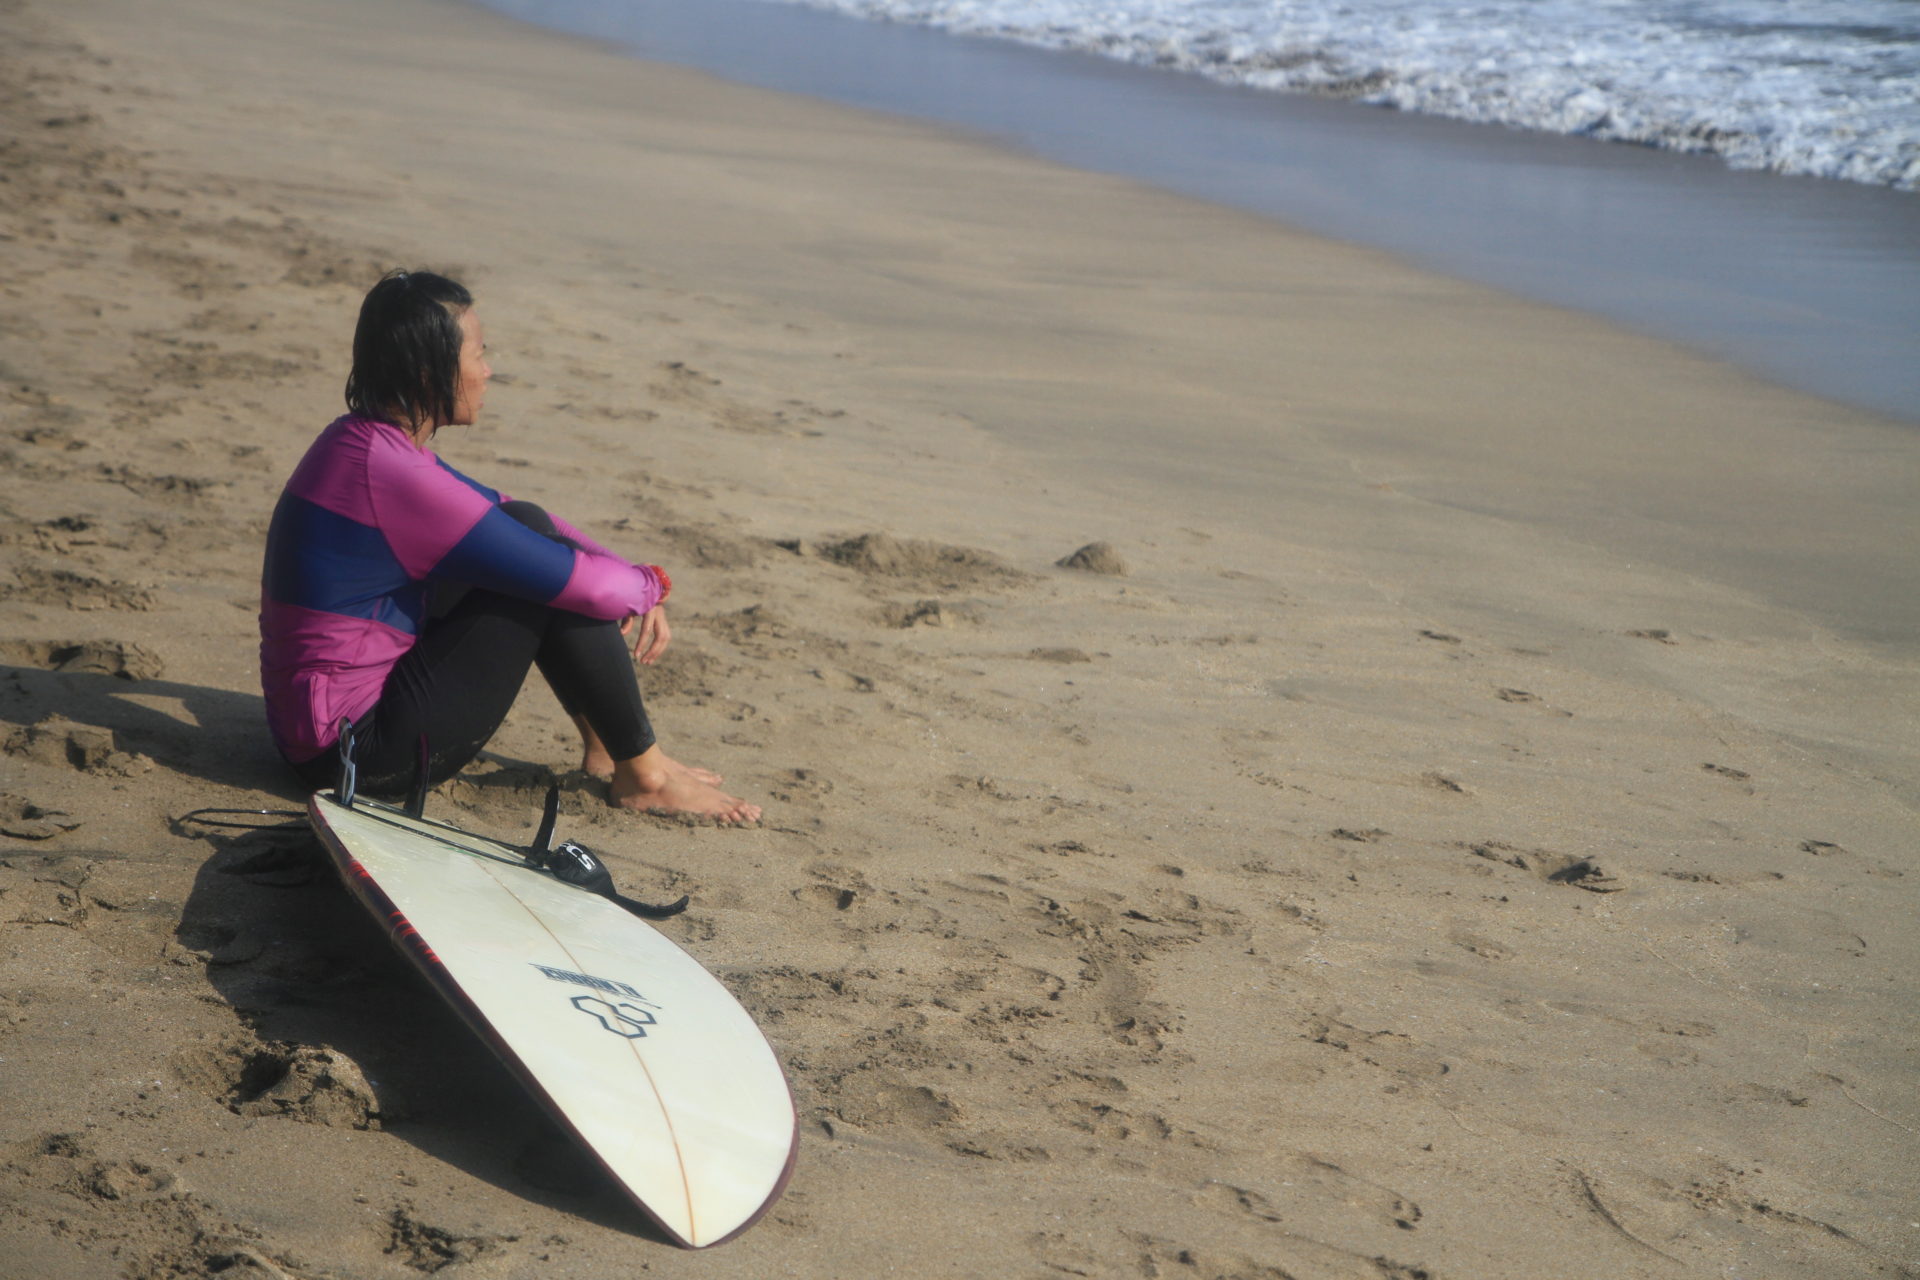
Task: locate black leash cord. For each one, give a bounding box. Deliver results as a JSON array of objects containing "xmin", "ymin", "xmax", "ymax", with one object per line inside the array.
[
  {"xmin": 175, "ymin": 807, "xmax": 308, "ymax": 831},
  {"xmin": 177, "ymin": 795, "xmax": 692, "ymax": 919}
]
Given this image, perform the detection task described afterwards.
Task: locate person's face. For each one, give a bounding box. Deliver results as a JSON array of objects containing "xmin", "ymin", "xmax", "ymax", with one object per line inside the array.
[{"xmin": 448, "ymin": 307, "xmax": 491, "ymax": 426}]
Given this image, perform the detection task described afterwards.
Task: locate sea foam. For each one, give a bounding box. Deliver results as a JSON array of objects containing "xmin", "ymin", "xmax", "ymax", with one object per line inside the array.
[{"xmin": 776, "ymin": 0, "xmax": 1920, "ymax": 191}]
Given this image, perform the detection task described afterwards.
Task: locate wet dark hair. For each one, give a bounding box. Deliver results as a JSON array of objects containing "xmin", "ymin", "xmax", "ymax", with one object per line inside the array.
[{"xmin": 344, "ymin": 269, "xmax": 473, "ymax": 430}]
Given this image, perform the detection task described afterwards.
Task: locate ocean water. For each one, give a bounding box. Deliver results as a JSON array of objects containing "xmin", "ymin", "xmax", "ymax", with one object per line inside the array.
[
  {"xmin": 777, "ymin": 0, "xmax": 1920, "ymax": 192},
  {"xmin": 476, "ymin": 0, "xmax": 1920, "ymax": 420}
]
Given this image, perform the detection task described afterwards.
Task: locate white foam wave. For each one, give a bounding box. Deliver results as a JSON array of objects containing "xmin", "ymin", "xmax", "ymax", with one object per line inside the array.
[{"xmin": 778, "ymin": 0, "xmax": 1920, "ymax": 190}]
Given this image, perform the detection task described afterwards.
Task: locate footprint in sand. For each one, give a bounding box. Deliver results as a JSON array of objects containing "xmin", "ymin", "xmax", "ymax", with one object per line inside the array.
[
  {"xmin": 821, "ymin": 532, "xmax": 1030, "ymax": 592},
  {"xmin": 879, "ymin": 598, "xmax": 983, "ymax": 629},
  {"xmin": 2, "ymin": 565, "xmax": 154, "ymax": 611},
  {"xmin": 0, "ymin": 853, "xmax": 94, "ymax": 925},
  {"xmin": 1467, "ymin": 840, "xmax": 1622, "ymax": 892},
  {"xmin": 655, "ymin": 522, "xmax": 758, "ymax": 569},
  {"xmin": 2, "ymin": 1131, "xmax": 291, "ymax": 1276},
  {"xmin": 0, "ymin": 637, "xmax": 163, "ymax": 680},
  {"xmin": 1448, "ymin": 929, "xmax": 1515, "ymax": 960},
  {"xmin": 1026, "ymin": 646, "xmax": 1093, "ymax": 663},
  {"xmin": 1494, "ymin": 686, "xmax": 1574, "ymax": 717},
  {"xmin": 1197, "ymin": 1154, "xmax": 1423, "ymax": 1232},
  {"xmin": 1052, "ymin": 1097, "xmax": 1175, "ymax": 1142},
  {"xmin": 766, "ymin": 769, "xmax": 836, "ymax": 807},
  {"xmin": 0, "ymin": 793, "xmax": 82, "ymax": 840},
  {"xmin": 3, "ymin": 715, "xmax": 152, "ymax": 776},
  {"xmin": 635, "ymin": 641, "xmax": 739, "ymax": 700},
  {"xmin": 169, "ymin": 1038, "xmax": 395, "ymax": 1130},
  {"xmin": 1056, "ymin": 540, "xmax": 1128, "ymax": 576},
  {"xmin": 1305, "ymin": 1010, "xmax": 1452, "ymax": 1082},
  {"xmin": 9, "ymin": 514, "xmax": 106, "ymax": 554},
  {"xmin": 384, "ymin": 1204, "xmax": 509, "ymax": 1272},
  {"xmin": 823, "ymin": 1069, "xmax": 959, "ymax": 1132}
]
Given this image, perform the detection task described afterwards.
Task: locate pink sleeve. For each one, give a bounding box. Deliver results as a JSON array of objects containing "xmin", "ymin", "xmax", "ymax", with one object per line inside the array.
[{"xmin": 553, "ymin": 554, "xmax": 665, "ymax": 618}]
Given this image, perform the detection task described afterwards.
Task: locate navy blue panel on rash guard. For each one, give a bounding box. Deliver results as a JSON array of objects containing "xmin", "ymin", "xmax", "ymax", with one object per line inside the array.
[
  {"xmin": 437, "ymin": 457, "xmax": 501, "ymax": 502},
  {"xmin": 264, "ymin": 493, "xmax": 424, "ymax": 634},
  {"xmin": 433, "ymin": 503, "xmax": 576, "ymax": 603}
]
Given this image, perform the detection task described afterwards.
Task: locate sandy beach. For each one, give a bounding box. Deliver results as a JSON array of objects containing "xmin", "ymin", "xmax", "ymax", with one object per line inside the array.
[{"xmin": 3, "ymin": 0, "xmax": 1917, "ymax": 1276}]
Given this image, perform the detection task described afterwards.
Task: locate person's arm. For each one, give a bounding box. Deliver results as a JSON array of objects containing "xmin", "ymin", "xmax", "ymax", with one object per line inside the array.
[{"xmin": 370, "ymin": 439, "xmax": 664, "ymax": 620}]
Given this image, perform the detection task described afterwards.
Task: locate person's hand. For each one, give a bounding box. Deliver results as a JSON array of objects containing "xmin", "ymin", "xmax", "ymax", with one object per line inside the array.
[{"xmin": 621, "ymin": 606, "xmax": 670, "ymax": 664}]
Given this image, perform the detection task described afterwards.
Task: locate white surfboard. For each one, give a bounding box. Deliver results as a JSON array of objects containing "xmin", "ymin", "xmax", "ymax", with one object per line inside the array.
[{"xmin": 307, "ymin": 791, "xmax": 797, "ymax": 1248}]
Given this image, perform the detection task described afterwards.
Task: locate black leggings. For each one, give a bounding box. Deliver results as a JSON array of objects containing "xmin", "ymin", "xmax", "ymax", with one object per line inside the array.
[{"xmin": 291, "ymin": 502, "xmax": 655, "ymax": 797}]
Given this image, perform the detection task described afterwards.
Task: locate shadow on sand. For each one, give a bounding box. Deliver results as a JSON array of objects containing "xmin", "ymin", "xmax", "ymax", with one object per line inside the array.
[
  {"xmin": 2, "ymin": 651, "xmax": 668, "ymax": 1236},
  {"xmin": 1, "ymin": 661, "xmax": 288, "ymax": 796}
]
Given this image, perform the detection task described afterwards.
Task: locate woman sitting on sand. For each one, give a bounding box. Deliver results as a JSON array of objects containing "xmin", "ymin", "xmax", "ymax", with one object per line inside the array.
[{"xmin": 258, "ymin": 269, "xmax": 758, "ymax": 824}]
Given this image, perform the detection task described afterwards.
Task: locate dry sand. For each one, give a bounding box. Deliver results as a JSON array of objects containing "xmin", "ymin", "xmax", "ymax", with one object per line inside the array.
[{"xmin": 2, "ymin": 0, "xmax": 1917, "ymax": 1275}]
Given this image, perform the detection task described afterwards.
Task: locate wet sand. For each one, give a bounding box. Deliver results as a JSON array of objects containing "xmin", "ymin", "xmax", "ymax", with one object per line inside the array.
[{"xmin": 2, "ymin": 0, "xmax": 1916, "ymax": 1276}]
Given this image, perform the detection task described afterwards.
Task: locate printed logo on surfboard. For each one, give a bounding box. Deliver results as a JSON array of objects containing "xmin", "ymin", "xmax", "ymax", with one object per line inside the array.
[
  {"xmin": 570, "ymin": 995, "xmax": 658, "ymax": 1039},
  {"xmin": 532, "ymin": 964, "xmax": 663, "ymax": 1038}
]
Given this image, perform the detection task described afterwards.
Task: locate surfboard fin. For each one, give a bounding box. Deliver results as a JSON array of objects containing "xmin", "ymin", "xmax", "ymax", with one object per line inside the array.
[
  {"xmin": 531, "ymin": 783, "xmax": 561, "ymax": 858},
  {"xmin": 334, "ymin": 717, "xmax": 359, "ymax": 809},
  {"xmin": 403, "ymin": 734, "xmax": 431, "ymax": 819}
]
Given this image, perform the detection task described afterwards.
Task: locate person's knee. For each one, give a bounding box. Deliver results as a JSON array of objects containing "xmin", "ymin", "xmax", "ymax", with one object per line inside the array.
[
  {"xmin": 499, "ymin": 500, "xmax": 558, "ymax": 536},
  {"xmin": 500, "ymin": 501, "xmax": 587, "ymax": 552}
]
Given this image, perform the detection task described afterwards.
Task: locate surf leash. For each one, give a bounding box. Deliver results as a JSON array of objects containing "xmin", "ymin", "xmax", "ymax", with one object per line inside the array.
[
  {"xmin": 331, "ymin": 721, "xmax": 689, "ymax": 920},
  {"xmin": 174, "ymin": 807, "xmax": 307, "ymax": 830},
  {"xmin": 173, "ymin": 808, "xmax": 323, "ymax": 886},
  {"xmin": 525, "ymin": 783, "xmax": 690, "ymax": 920}
]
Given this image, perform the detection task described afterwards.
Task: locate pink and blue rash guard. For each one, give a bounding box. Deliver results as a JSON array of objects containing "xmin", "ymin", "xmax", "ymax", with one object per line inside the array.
[{"xmin": 259, "ymin": 415, "xmax": 664, "ymax": 763}]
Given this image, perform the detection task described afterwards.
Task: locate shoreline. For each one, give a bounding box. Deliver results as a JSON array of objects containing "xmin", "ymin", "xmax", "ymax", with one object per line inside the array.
[
  {"xmin": 477, "ymin": 0, "xmax": 1920, "ymax": 424},
  {"xmin": 454, "ymin": 0, "xmax": 1920, "ymax": 654},
  {"xmin": 1, "ymin": 0, "xmax": 1915, "ymax": 1276}
]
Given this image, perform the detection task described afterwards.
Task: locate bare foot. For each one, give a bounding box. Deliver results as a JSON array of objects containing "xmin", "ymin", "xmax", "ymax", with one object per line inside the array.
[
  {"xmin": 661, "ymin": 753, "xmax": 724, "ymax": 786},
  {"xmin": 575, "ymin": 718, "xmax": 722, "ymax": 785},
  {"xmin": 584, "ymin": 750, "xmax": 724, "ymax": 787},
  {"xmin": 608, "ymin": 749, "xmax": 759, "ymax": 825}
]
